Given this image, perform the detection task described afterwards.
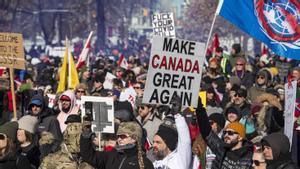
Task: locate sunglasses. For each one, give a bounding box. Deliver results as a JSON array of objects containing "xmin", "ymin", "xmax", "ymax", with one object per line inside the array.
[
  {"xmin": 133, "ymin": 86, "xmax": 141, "ymax": 89},
  {"xmin": 32, "ymin": 104, "xmax": 41, "ymax": 108},
  {"xmin": 253, "ymin": 160, "xmax": 265, "ymax": 166},
  {"xmin": 257, "ymin": 76, "xmax": 265, "ymax": 79},
  {"xmin": 77, "ymin": 90, "xmax": 85, "ymax": 93},
  {"xmin": 0, "ymin": 133, "xmax": 6, "ymax": 140},
  {"xmin": 223, "ymin": 130, "xmax": 239, "ymax": 136},
  {"xmin": 138, "ymin": 106, "xmax": 147, "ymax": 110},
  {"xmin": 236, "ymin": 63, "xmax": 244, "ymax": 66},
  {"xmin": 117, "ymin": 134, "xmax": 129, "ymax": 139}
]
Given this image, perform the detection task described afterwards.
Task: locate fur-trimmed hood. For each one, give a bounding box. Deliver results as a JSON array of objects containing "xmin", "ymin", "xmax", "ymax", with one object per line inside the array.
[{"xmin": 256, "ymin": 93, "xmax": 282, "ymax": 111}]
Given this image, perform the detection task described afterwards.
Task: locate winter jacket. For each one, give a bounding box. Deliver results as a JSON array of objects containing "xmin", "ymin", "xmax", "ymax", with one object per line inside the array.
[
  {"xmin": 153, "ymin": 114, "xmax": 192, "ymax": 169},
  {"xmin": 262, "ymin": 133, "xmax": 298, "ymax": 169},
  {"xmin": 40, "ymin": 122, "xmax": 82, "ymax": 169},
  {"xmin": 136, "ymin": 113, "xmax": 162, "ymax": 144},
  {"xmin": 0, "ymin": 152, "xmax": 32, "ymax": 169},
  {"xmin": 196, "ymin": 104, "xmax": 253, "ymax": 169},
  {"xmin": 57, "ymin": 90, "xmax": 79, "ymax": 132},
  {"xmin": 80, "ymin": 135, "xmax": 154, "ymax": 169},
  {"xmin": 231, "ymin": 70, "xmax": 254, "ymax": 88},
  {"xmin": 16, "ymin": 143, "xmax": 40, "ymax": 169}
]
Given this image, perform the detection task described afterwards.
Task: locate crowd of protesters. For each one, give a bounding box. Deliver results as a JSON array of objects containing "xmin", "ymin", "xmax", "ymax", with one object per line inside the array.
[{"xmin": 0, "ymin": 35, "xmax": 300, "ymax": 169}]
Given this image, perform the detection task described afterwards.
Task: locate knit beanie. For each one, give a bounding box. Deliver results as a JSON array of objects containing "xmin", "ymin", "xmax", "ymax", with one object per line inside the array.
[
  {"xmin": 18, "ymin": 115, "xmax": 38, "ymax": 134},
  {"xmin": 117, "ymin": 121, "xmax": 142, "ymax": 143},
  {"xmin": 0, "ymin": 121, "xmax": 18, "ymax": 142},
  {"xmin": 225, "ymin": 122, "xmax": 246, "ymax": 139},
  {"xmin": 155, "ymin": 117, "xmax": 178, "ymax": 151}
]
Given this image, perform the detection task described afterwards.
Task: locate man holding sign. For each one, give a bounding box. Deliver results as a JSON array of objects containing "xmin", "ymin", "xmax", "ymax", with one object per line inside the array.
[{"xmin": 143, "ymin": 36, "xmax": 205, "ymax": 108}]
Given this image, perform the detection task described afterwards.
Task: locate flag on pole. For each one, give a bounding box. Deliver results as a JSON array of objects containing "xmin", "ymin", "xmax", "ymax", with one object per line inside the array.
[
  {"xmin": 76, "ymin": 31, "xmax": 93, "ymax": 69},
  {"xmin": 118, "ymin": 54, "xmax": 128, "ymax": 69},
  {"xmin": 209, "ymin": 33, "xmax": 220, "ymax": 56},
  {"xmin": 217, "ymin": 0, "xmax": 300, "ymax": 60},
  {"xmin": 57, "ymin": 40, "xmax": 80, "ymax": 93}
]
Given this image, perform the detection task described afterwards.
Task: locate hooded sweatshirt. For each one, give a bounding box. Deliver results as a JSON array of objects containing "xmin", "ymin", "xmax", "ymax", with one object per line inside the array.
[
  {"xmin": 261, "ymin": 132, "xmax": 297, "ymax": 169},
  {"xmin": 57, "ymin": 90, "xmax": 79, "ymax": 132}
]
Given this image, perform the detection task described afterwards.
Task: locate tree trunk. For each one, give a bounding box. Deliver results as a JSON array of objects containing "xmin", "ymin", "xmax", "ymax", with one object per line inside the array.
[{"xmin": 96, "ymin": 0, "xmax": 106, "ymax": 51}]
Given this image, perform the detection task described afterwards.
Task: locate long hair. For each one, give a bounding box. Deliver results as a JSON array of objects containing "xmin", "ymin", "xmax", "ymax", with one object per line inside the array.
[
  {"xmin": 137, "ymin": 141, "xmax": 145, "ymax": 169},
  {"xmin": 0, "ymin": 137, "xmax": 16, "ymax": 160}
]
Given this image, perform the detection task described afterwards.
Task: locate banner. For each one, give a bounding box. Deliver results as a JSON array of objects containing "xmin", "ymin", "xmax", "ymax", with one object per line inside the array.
[
  {"xmin": 143, "ymin": 36, "xmax": 205, "ymax": 107},
  {"xmin": 81, "ymin": 96, "xmax": 114, "ymax": 133},
  {"xmin": 152, "ymin": 12, "xmax": 176, "ymax": 38},
  {"xmin": 0, "ymin": 32, "xmax": 25, "ymax": 69},
  {"xmin": 284, "ymin": 80, "xmax": 297, "ymax": 146},
  {"xmin": 217, "ymin": 0, "xmax": 300, "ymax": 60},
  {"xmin": 47, "ymin": 94, "xmax": 56, "ymax": 108},
  {"xmin": 119, "ymin": 86, "xmax": 137, "ymax": 108}
]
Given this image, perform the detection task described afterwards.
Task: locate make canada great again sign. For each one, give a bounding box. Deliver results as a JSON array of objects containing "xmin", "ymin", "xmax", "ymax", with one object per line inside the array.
[{"xmin": 143, "ymin": 36, "xmax": 205, "ymax": 107}]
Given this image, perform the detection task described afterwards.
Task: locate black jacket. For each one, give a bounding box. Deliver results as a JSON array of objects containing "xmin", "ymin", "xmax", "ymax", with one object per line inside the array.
[
  {"xmin": 196, "ymin": 102, "xmax": 253, "ymax": 169},
  {"xmin": 29, "ymin": 94, "xmax": 63, "ymax": 158},
  {"xmin": 17, "ymin": 143, "xmax": 40, "ymax": 169},
  {"xmin": 0, "ymin": 152, "xmax": 32, "ymax": 169},
  {"xmin": 80, "ymin": 135, "xmax": 154, "ymax": 169}
]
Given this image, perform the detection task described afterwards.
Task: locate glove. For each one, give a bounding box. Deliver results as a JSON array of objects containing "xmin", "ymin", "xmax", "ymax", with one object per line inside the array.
[{"xmin": 170, "ymin": 94, "xmax": 182, "ymax": 115}]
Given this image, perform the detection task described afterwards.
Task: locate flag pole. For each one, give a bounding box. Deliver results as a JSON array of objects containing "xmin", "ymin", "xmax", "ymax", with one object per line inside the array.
[{"xmin": 204, "ymin": 13, "xmax": 218, "ymax": 66}]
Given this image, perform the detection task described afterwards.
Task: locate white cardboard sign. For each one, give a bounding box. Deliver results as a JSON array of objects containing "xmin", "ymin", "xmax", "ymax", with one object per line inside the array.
[
  {"xmin": 81, "ymin": 96, "xmax": 114, "ymax": 133},
  {"xmin": 152, "ymin": 12, "xmax": 176, "ymax": 38},
  {"xmin": 143, "ymin": 36, "xmax": 205, "ymax": 107},
  {"xmin": 284, "ymin": 81, "xmax": 297, "ymax": 146}
]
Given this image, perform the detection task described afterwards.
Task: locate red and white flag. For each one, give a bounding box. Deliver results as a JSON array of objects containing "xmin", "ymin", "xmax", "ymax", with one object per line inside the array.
[
  {"xmin": 0, "ymin": 67, "xmax": 6, "ymax": 76},
  {"xmin": 118, "ymin": 54, "xmax": 128, "ymax": 69},
  {"xmin": 76, "ymin": 31, "xmax": 93, "ymax": 69}
]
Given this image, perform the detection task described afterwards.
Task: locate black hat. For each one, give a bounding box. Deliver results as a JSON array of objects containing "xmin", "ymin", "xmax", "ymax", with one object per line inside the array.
[
  {"xmin": 65, "ymin": 115, "xmax": 82, "ymax": 124},
  {"xmin": 114, "ymin": 109, "xmax": 134, "ymax": 122},
  {"xmin": 236, "ymin": 87, "xmax": 247, "ymax": 98},
  {"xmin": 155, "ymin": 116, "xmax": 178, "ymax": 151},
  {"xmin": 224, "ymin": 106, "xmax": 242, "ymax": 120},
  {"xmin": 232, "ymin": 43, "xmax": 241, "ymax": 54},
  {"xmin": 209, "ymin": 113, "xmax": 226, "ymax": 129}
]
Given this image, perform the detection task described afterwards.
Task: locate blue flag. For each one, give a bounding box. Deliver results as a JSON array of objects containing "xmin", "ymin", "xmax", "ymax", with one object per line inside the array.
[{"xmin": 217, "ymin": 0, "xmax": 300, "ymax": 60}]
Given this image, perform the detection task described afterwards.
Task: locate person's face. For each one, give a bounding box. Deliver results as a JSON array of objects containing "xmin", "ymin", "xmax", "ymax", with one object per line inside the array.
[
  {"xmin": 94, "ymin": 80, "xmax": 103, "ymax": 89},
  {"xmin": 292, "ymin": 70, "xmax": 300, "ymax": 81},
  {"xmin": 256, "ymin": 75, "xmax": 266, "ymax": 85},
  {"xmin": 76, "ymin": 89, "xmax": 86, "ymax": 99},
  {"xmin": 61, "ymin": 100, "xmax": 71, "ymax": 109},
  {"xmin": 252, "ymin": 152, "xmax": 266, "ymax": 169},
  {"xmin": 235, "ymin": 61, "xmax": 245, "ymax": 71},
  {"xmin": 227, "ymin": 113, "xmax": 239, "ymax": 123},
  {"xmin": 207, "ymin": 92, "xmax": 214, "ymax": 100},
  {"xmin": 17, "ymin": 129, "xmax": 27, "ymax": 143},
  {"xmin": 153, "ymin": 135, "xmax": 170, "ymax": 160},
  {"xmin": 133, "ymin": 84, "xmax": 143, "ymax": 96},
  {"xmin": 117, "ymin": 134, "xmax": 135, "ymax": 146},
  {"xmin": 138, "ymin": 105, "xmax": 151, "ymax": 118},
  {"xmin": 263, "ymin": 146, "xmax": 273, "ymax": 160},
  {"xmin": 31, "ymin": 104, "xmax": 42, "ymax": 116},
  {"xmin": 233, "ymin": 94, "xmax": 245, "ymax": 105},
  {"xmin": 82, "ymin": 71, "xmax": 90, "ymax": 79},
  {"xmin": 0, "ymin": 133, "xmax": 7, "ymax": 150},
  {"xmin": 209, "ymin": 62, "xmax": 218, "ymax": 69},
  {"xmin": 223, "ymin": 129, "xmax": 240, "ymax": 144},
  {"xmin": 210, "ymin": 121, "xmax": 218, "ymax": 133}
]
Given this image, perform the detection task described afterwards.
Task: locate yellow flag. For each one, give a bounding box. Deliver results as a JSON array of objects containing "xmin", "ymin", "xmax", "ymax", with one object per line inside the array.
[{"xmin": 56, "ymin": 46, "xmax": 79, "ymax": 93}]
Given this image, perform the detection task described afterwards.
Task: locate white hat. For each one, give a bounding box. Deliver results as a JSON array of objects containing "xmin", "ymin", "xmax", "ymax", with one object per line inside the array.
[{"xmin": 18, "ymin": 115, "xmax": 38, "ymax": 134}]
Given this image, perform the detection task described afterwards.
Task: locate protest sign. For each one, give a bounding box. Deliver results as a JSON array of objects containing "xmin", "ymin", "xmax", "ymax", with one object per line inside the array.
[
  {"xmin": 119, "ymin": 87, "xmax": 137, "ymax": 108},
  {"xmin": 0, "ymin": 32, "xmax": 25, "ymax": 69},
  {"xmin": 143, "ymin": 36, "xmax": 205, "ymax": 107},
  {"xmin": 47, "ymin": 94, "xmax": 56, "ymax": 108},
  {"xmin": 152, "ymin": 12, "xmax": 176, "ymax": 38},
  {"xmin": 81, "ymin": 96, "xmax": 114, "ymax": 133},
  {"xmin": 103, "ymin": 72, "xmax": 117, "ymax": 89},
  {"xmin": 284, "ymin": 81, "xmax": 297, "ymax": 146}
]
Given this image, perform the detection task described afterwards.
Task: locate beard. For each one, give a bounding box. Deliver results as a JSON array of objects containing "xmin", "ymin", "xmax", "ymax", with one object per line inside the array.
[
  {"xmin": 153, "ymin": 147, "xmax": 169, "ymax": 160},
  {"xmin": 223, "ymin": 137, "xmax": 239, "ymax": 149},
  {"xmin": 62, "ymin": 106, "xmax": 70, "ymax": 113}
]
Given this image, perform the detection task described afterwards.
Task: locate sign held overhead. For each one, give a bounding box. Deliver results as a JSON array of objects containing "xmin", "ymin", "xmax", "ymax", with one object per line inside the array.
[
  {"xmin": 152, "ymin": 12, "xmax": 176, "ymax": 38},
  {"xmin": 0, "ymin": 32, "xmax": 25, "ymax": 70},
  {"xmin": 143, "ymin": 36, "xmax": 205, "ymax": 108}
]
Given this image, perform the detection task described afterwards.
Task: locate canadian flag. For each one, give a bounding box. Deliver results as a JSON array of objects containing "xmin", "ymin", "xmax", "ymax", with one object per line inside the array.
[
  {"xmin": 76, "ymin": 31, "xmax": 93, "ymax": 69},
  {"xmin": 118, "ymin": 54, "xmax": 128, "ymax": 69}
]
